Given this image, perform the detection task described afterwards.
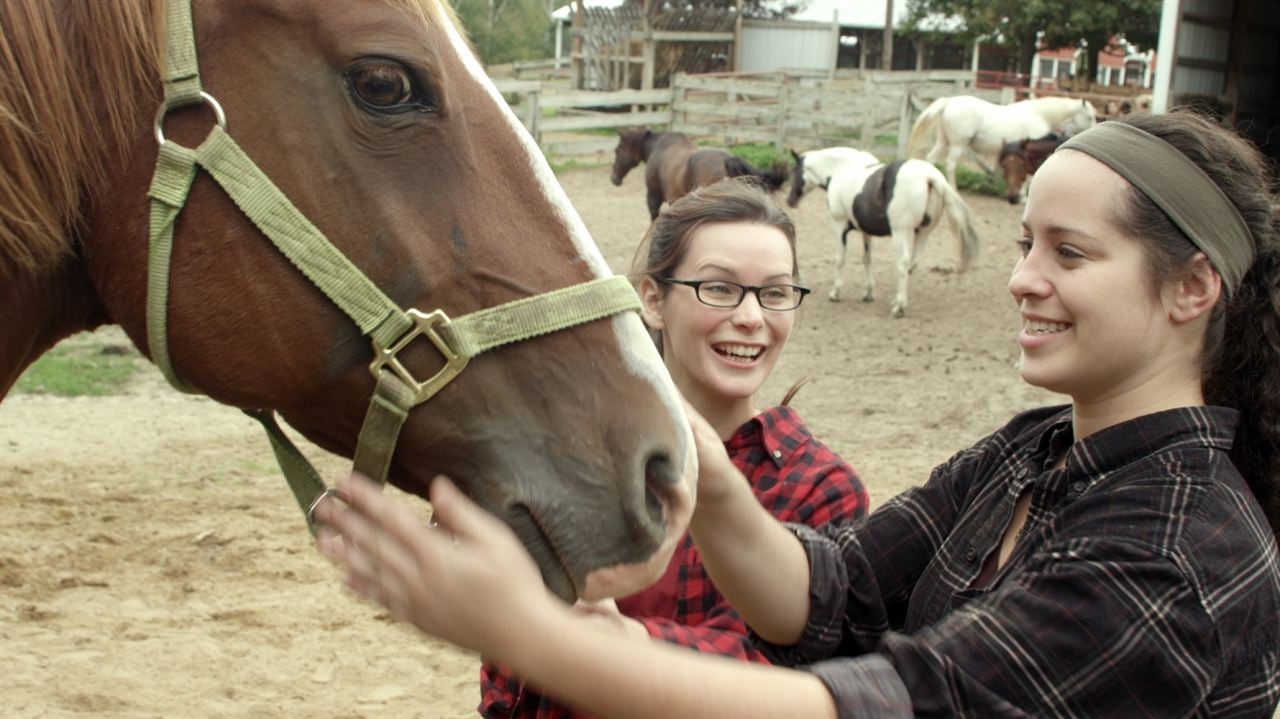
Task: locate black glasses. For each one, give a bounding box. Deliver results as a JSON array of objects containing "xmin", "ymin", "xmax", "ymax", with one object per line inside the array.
[{"xmin": 661, "ymin": 278, "xmax": 811, "ymax": 311}]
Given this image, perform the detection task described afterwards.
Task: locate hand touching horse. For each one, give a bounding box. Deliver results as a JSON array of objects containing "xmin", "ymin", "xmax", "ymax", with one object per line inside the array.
[
  {"xmin": 0, "ymin": 0, "xmax": 694, "ymax": 603},
  {"xmin": 907, "ymin": 95, "xmax": 1095, "ymax": 188},
  {"xmin": 787, "ymin": 148, "xmax": 980, "ymax": 318},
  {"xmin": 612, "ymin": 128, "xmax": 788, "ymax": 219}
]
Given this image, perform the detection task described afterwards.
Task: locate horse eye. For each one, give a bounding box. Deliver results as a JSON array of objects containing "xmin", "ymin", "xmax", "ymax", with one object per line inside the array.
[{"xmin": 346, "ymin": 59, "xmax": 433, "ymax": 113}]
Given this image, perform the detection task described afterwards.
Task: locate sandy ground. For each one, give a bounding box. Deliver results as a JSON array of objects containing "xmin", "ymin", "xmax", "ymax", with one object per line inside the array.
[{"xmin": 1, "ymin": 165, "xmax": 1063, "ymax": 717}]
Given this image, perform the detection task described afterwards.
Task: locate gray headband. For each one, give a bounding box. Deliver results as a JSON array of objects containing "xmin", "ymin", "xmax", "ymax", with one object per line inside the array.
[{"xmin": 1059, "ymin": 121, "xmax": 1254, "ymax": 297}]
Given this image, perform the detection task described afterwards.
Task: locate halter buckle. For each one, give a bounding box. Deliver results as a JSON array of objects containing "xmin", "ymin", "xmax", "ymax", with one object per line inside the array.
[{"xmin": 369, "ymin": 309, "xmax": 470, "ymax": 405}]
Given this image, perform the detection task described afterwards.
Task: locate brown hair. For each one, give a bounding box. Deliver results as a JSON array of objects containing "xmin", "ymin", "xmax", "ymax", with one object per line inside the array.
[
  {"xmin": 1112, "ymin": 110, "xmax": 1280, "ymax": 540},
  {"xmin": 630, "ymin": 176, "xmax": 807, "ymax": 404}
]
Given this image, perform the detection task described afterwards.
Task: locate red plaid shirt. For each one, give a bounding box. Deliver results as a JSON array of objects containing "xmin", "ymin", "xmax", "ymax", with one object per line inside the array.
[{"xmin": 479, "ymin": 405, "xmax": 870, "ymax": 718}]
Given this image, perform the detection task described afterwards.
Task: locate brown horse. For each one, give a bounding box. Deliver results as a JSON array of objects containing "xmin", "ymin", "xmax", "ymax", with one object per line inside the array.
[
  {"xmin": 611, "ymin": 128, "xmax": 788, "ymax": 219},
  {"xmin": 0, "ymin": 0, "xmax": 694, "ymax": 603},
  {"xmin": 997, "ymin": 132, "xmax": 1068, "ymax": 204}
]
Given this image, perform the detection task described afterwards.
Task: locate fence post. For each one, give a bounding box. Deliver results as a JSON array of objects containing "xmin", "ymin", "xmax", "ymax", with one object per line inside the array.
[
  {"xmin": 673, "ymin": 73, "xmax": 686, "ymax": 131},
  {"xmin": 528, "ymin": 88, "xmax": 542, "ymax": 145},
  {"xmin": 897, "ymin": 90, "xmax": 913, "ymax": 158},
  {"xmin": 774, "ymin": 78, "xmax": 790, "ymax": 153}
]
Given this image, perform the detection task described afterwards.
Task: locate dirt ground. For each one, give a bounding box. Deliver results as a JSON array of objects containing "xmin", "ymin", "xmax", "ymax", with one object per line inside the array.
[{"xmin": 1, "ymin": 166, "xmax": 1062, "ymax": 717}]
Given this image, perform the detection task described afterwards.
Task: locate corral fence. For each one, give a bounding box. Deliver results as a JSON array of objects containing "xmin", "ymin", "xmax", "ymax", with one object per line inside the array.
[{"xmin": 494, "ymin": 69, "xmax": 1004, "ymax": 160}]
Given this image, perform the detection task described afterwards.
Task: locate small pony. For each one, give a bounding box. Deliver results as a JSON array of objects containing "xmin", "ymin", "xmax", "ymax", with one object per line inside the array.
[
  {"xmin": 788, "ymin": 148, "xmax": 980, "ymax": 318},
  {"xmin": 998, "ymin": 132, "xmax": 1067, "ymax": 204},
  {"xmin": 907, "ymin": 95, "xmax": 1095, "ymax": 188},
  {"xmin": 612, "ymin": 128, "xmax": 789, "ymax": 219}
]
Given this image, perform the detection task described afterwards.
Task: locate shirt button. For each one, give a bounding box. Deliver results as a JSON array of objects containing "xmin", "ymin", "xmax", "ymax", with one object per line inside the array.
[
  {"xmin": 1070, "ymin": 481, "xmax": 1086, "ymax": 493},
  {"xmin": 964, "ymin": 546, "xmax": 978, "ymax": 563},
  {"xmin": 771, "ymin": 450, "xmax": 782, "ymax": 459}
]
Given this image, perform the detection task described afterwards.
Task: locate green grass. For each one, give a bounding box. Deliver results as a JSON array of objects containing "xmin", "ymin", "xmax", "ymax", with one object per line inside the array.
[
  {"xmin": 726, "ymin": 142, "xmax": 789, "ymax": 169},
  {"xmin": 953, "ymin": 164, "xmax": 1006, "ymax": 198},
  {"xmin": 12, "ymin": 341, "xmax": 143, "ymax": 397},
  {"xmin": 547, "ymin": 155, "xmax": 606, "ymax": 173}
]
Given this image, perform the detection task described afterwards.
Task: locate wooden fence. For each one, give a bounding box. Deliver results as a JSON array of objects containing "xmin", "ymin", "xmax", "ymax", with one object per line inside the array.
[{"xmin": 494, "ymin": 69, "xmax": 1002, "ymax": 159}]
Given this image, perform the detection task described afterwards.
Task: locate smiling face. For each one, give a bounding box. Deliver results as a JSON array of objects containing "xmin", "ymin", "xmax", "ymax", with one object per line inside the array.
[
  {"xmin": 1009, "ymin": 149, "xmax": 1186, "ymax": 404},
  {"xmin": 641, "ymin": 221, "xmax": 797, "ymax": 419}
]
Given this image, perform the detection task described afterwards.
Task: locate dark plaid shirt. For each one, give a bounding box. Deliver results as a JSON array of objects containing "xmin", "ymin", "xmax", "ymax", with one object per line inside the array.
[
  {"xmin": 762, "ymin": 405, "xmax": 1280, "ymax": 718},
  {"xmin": 479, "ymin": 405, "xmax": 870, "ymax": 718}
]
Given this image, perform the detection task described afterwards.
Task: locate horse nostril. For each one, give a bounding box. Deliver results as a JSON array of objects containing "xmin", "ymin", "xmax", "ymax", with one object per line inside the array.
[{"xmin": 643, "ymin": 452, "xmax": 674, "ymax": 525}]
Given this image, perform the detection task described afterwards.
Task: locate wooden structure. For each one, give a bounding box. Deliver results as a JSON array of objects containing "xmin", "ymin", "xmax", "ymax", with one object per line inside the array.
[
  {"xmin": 1152, "ymin": 0, "xmax": 1279, "ymax": 161},
  {"xmin": 494, "ymin": 69, "xmax": 994, "ymax": 159}
]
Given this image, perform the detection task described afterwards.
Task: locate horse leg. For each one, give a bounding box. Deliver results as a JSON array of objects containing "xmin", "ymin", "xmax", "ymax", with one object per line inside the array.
[
  {"xmin": 828, "ymin": 222, "xmax": 852, "ymax": 302},
  {"xmin": 860, "ymin": 233, "xmax": 875, "ymax": 303},
  {"xmin": 646, "ymin": 190, "xmax": 664, "ymax": 221},
  {"xmin": 890, "ymin": 227, "xmax": 914, "ymax": 318},
  {"xmin": 945, "ymin": 145, "xmax": 965, "ymax": 188},
  {"xmin": 909, "ymin": 225, "xmax": 932, "ymax": 274}
]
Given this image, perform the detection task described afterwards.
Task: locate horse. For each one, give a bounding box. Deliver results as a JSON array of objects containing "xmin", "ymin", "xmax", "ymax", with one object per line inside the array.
[
  {"xmin": 997, "ymin": 132, "xmax": 1067, "ymax": 204},
  {"xmin": 0, "ymin": 0, "xmax": 695, "ymax": 604},
  {"xmin": 787, "ymin": 147, "xmax": 980, "ymax": 318},
  {"xmin": 611, "ymin": 128, "xmax": 789, "ymax": 220},
  {"xmin": 906, "ymin": 95, "xmax": 1096, "ymax": 188}
]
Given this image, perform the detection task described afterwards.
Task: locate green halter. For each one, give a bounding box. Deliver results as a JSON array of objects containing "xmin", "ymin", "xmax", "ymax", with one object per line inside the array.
[{"xmin": 147, "ymin": 0, "xmax": 640, "ymax": 532}]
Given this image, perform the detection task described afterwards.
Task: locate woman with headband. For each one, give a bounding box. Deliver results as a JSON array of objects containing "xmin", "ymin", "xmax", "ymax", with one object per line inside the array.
[{"xmin": 315, "ymin": 110, "xmax": 1280, "ymax": 718}]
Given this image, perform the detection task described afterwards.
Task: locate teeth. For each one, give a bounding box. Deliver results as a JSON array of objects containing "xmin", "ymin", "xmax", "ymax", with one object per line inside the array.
[
  {"xmin": 1024, "ymin": 320, "xmax": 1070, "ymax": 334},
  {"xmin": 715, "ymin": 344, "xmax": 762, "ymax": 359}
]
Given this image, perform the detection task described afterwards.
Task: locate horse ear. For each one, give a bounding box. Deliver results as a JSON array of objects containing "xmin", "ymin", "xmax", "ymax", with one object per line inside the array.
[{"xmin": 789, "ymin": 148, "xmax": 800, "ymax": 162}]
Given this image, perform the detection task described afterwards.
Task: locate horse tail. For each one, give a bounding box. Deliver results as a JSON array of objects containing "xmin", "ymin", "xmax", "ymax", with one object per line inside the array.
[
  {"xmin": 906, "ymin": 97, "xmax": 948, "ymax": 159},
  {"xmin": 926, "ymin": 166, "xmax": 980, "ymax": 271},
  {"xmin": 723, "ymin": 156, "xmax": 788, "ymax": 192}
]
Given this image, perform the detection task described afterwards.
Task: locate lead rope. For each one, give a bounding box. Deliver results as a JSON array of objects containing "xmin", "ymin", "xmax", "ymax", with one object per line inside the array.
[{"xmin": 147, "ymin": 0, "xmax": 641, "ymax": 533}]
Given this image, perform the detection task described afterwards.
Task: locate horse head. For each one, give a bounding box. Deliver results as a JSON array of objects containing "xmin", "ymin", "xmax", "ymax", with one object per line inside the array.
[
  {"xmin": 611, "ymin": 128, "xmax": 651, "ymax": 186},
  {"xmin": 999, "ymin": 142, "xmax": 1030, "ymax": 204},
  {"xmin": 3, "ymin": 0, "xmax": 694, "ymax": 603}
]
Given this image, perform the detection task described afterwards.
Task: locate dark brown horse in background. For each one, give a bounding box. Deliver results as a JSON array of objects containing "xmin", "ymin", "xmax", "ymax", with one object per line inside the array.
[
  {"xmin": 998, "ymin": 132, "xmax": 1068, "ymax": 204},
  {"xmin": 611, "ymin": 128, "xmax": 788, "ymax": 219},
  {"xmin": 0, "ymin": 0, "xmax": 694, "ymax": 603}
]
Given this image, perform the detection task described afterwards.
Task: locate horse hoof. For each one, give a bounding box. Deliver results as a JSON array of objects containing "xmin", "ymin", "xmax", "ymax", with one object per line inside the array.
[
  {"xmin": 827, "ymin": 290, "xmax": 842, "ymax": 302},
  {"xmin": 861, "ymin": 294, "xmax": 875, "ymax": 303},
  {"xmin": 891, "ymin": 306, "xmax": 905, "ymax": 318}
]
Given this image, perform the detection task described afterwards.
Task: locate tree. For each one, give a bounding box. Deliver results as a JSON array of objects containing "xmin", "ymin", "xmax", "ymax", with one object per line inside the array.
[
  {"xmin": 903, "ymin": 0, "xmax": 1159, "ymax": 86},
  {"xmin": 450, "ymin": 0, "xmax": 556, "ymax": 66}
]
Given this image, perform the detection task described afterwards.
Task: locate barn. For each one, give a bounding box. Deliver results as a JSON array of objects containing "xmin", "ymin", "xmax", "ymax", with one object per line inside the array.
[{"xmin": 1152, "ymin": 0, "xmax": 1278, "ymax": 161}]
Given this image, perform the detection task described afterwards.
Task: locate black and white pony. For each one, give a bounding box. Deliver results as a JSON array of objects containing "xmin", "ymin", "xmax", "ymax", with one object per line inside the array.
[{"xmin": 787, "ymin": 147, "xmax": 980, "ymax": 318}]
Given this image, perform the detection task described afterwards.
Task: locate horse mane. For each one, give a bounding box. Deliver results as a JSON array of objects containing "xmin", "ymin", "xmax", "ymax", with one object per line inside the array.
[
  {"xmin": 0, "ymin": 0, "xmax": 161, "ymax": 281},
  {"xmin": 0, "ymin": 0, "xmax": 455, "ymax": 282}
]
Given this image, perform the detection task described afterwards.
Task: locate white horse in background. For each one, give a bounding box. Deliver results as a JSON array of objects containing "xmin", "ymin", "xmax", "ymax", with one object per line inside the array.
[
  {"xmin": 787, "ymin": 147, "xmax": 980, "ymax": 318},
  {"xmin": 906, "ymin": 95, "xmax": 1096, "ymax": 187}
]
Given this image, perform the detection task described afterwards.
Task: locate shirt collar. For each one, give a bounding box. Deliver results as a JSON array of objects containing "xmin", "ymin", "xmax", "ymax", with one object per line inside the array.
[
  {"xmin": 1056, "ymin": 405, "xmax": 1239, "ymax": 487},
  {"xmin": 726, "ymin": 405, "xmax": 802, "ymax": 467}
]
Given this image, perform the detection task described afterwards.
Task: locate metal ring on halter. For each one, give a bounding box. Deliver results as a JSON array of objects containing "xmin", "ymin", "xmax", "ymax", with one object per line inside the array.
[
  {"xmin": 153, "ymin": 91, "xmax": 227, "ymax": 145},
  {"xmin": 306, "ymin": 487, "xmax": 349, "ymax": 527}
]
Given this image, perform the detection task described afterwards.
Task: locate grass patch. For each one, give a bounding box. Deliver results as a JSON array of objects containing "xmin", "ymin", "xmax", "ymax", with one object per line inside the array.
[
  {"xmin": 547, "ymin": 156, "xmax": 605, "ymax": 173},
  {"xmin": 953, "ymin": 165, "xmax": 1006, "ymax": 198},
  {"xmin": 727, "ymin": 142, "xmax": 789, "ymax": 169},
  {"xmin": 874, "ymin": 133, "xmax": 898, "ymax": 146},
  {"xmin": 12, "ymin": 340, "xmax": 143, "ymax": 397}
]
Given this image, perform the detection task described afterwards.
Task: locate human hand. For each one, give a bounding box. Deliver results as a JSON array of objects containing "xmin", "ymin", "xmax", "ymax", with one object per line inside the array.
[
  {"xmin": 682, "ymin": 400, "xmax": 749, "ymax": 512},
  {"xmin": 314, "ymin": 473, "xmax": 553, "ymax": 658}
]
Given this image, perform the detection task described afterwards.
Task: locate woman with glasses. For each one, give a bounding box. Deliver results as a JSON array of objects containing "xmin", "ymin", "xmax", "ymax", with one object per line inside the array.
[
  {"xmin": 476, "ymin": 177, "xmax": 869, "ymax": 717},
  {"xmin": 317, "ymin": 112, "xmax": 1280, "ymax": 717}
]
